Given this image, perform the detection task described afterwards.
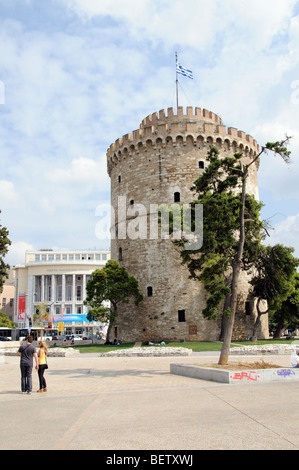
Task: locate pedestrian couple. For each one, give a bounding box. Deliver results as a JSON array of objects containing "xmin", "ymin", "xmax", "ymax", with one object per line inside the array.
[{"xmin": 17, "ymin": 336, "xmax": 48, "ymax": 394}]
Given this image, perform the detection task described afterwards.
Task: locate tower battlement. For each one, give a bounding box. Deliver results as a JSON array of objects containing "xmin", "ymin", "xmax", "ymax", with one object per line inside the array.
[
  {"xmin": 107, "ymin": 106, "xmax": 258, "ymax": 162},
  {"xmin": 140, "ymin": 106, "xmax": 223, "ymax": 128}
]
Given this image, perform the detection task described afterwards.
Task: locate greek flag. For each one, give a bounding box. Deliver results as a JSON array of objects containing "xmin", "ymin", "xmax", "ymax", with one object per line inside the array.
[{"xmin": 176, "ymin": 62, "xmax": 193, "ymax": 79}]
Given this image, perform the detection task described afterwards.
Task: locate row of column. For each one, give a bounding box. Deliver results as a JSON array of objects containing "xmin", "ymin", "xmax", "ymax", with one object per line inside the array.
[{"xmin": 30, "ymin": 274, "xmax": 89, "ymax": 317}]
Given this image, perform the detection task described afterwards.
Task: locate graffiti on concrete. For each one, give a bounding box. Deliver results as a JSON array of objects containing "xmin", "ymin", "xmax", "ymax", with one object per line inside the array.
[
  {"xmin": 230, "ymin": 371, "xmax": 260, "ymax": 381},
  {"xmin": 277, "ymin": 369, "xmax": 295, "ymax": 378}
]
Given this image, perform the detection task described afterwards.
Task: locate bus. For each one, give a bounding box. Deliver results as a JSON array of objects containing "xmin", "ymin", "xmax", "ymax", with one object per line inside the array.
[
  {"xmin": 0, "ymin": 327, "xmax": 59, "ymax": 341},
  {"xmin": 18, "ymin": 327, "xmax": 59, "ymax": 342},
  {"xmin": 0, "ymin": 327, "xmax": 13, "ymax": 340}
]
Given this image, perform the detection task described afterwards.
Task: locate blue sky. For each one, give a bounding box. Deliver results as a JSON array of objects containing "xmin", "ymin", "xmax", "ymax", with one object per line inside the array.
[{"xmin": 1, "ymin": 0, "xmax": 299, "ymax": 265}]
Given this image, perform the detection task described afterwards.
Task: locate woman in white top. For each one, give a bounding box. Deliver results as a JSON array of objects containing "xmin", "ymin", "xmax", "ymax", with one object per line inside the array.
[{"xmin": 291, "ymin": 350, "xmax": 299, "ymax": 368}]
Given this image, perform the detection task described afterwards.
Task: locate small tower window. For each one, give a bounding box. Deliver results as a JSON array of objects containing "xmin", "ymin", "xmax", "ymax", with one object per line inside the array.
[
  {"xmin": 245, "ymin": 301, "xmax": 253, "ymax": 316},
  {"xmin": 178, "ymin": 309, "xmax": 186, "ymax": 322},
  {"xmin": 118, "ymin": 175, "xmax": 121, "ymax": 183},
  {"xmin": 147, "ymin": 286, "xmax": 153, "ymax": 297},
  {"xmin": 118, "ymin": 247, "xmax": 123, "ymax": 261},
  {"xmin": 198, "ymin": 161, "xmax": 205, "ymax": 169},
  {"xmin": 174, "ymin": 192, "xmax": 180, "ymax": 203}
]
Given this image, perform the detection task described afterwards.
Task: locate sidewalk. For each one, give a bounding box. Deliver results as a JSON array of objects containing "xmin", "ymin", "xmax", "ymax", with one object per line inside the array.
[{"xmin": 0, "ymin": 351, "xmax": 298, "ymax": 450}]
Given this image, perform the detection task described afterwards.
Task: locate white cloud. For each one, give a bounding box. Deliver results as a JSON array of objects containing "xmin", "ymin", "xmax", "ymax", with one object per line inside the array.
[
  {"xmin": 49, "ymin": 156, "xmax": 107, "ymax": 185},
  {"xmin": 1, "ymin": 0, "xmax": 299, "ymax": 255},
  {"xmin": 267, "ymin": 213, "xmax": 299, "ymax": 257},
  {"xmin": 6, "ymin": 241, "xmax": 35, "ymax": 266},
  {"xmin": 62, "ymin": 0, "xmax": 298, "ymax": 52},
  {"xmin": 0, "ymin": 180, "xmax": 19, "ymax": 204}
]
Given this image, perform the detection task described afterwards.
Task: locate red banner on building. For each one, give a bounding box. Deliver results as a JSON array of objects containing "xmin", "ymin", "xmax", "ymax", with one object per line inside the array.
[{"xmin": 18, "ymin": 295, "xmax": 26, "ymax": 320}]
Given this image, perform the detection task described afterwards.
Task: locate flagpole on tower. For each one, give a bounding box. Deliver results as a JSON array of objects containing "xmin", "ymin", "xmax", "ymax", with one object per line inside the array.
[
  {"xmin": 175, "ymin": 54, "xmax": 193, "ymax": 112},
  {"xmin": 175, "ymin": 52, "xmax": 179, "ymax": 112}
]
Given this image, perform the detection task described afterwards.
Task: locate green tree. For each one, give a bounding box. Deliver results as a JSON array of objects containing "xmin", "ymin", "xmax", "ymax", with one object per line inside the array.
[
  {"xmin": 85, "ymin": 260, "xmax": 143, "ymax": 343},
  {"xmin": 0, "ymin": 212, "xmax": 11, "ymax": 294},
  {"xmin": 33, "ymin": 300, "xmax": 50, "ymax": 340},
  {"xmin": 271, "ymin": 274, "xmax": 299, "ymax": 338},
  {"xmin": 176, "ymin": 138, "xmax": 291, "ymax": 364},
  {"xmin": 0, "ymin": 311, "xmax": 17, "ymax": 328},
  {"xmin": 250, "ymin": 245, "xmax": 299, "ymax": 338}
]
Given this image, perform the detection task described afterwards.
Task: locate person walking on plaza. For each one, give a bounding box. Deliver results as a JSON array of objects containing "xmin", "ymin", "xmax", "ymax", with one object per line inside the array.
[
  {"xmin": 37, "ymin": 340, "xmax": 48, "ymax": 392},
  {"xmin": 291, "ymin": 350, "xmax": 299, "ymax": 368},
  {"xmin": 17, "ymin": 336, "xmax": 38, "ymax": 394}
]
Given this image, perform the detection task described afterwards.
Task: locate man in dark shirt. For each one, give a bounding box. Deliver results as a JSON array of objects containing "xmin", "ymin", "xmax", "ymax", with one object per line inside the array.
[{"xmin": 17, "ymin": 336, "xmax": 38, "ymax": 394}]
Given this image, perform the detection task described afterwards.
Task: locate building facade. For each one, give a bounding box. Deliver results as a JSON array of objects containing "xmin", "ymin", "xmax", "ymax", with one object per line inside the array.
[
  {"xmin": 107, "ymin": 106, "xmax": 269, "ymax": 342},
  {"xmin": 0, "ymin": 269, "xmax": 15, "ymax": 323},
  {"xmin": 14, "ymin": 249, "xmax": 110, "ymax": 336}
]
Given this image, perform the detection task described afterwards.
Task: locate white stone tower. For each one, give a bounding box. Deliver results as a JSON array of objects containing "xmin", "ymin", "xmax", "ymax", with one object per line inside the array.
[{"xmin": 106, "ymin": 106, "xmax": 268, "ymax": 342}]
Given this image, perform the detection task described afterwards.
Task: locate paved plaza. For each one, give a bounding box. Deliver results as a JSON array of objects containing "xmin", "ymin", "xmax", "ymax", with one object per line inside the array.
[{"xmin": 0, "ymin": 351, "xmax": 299, "ymax": 450}]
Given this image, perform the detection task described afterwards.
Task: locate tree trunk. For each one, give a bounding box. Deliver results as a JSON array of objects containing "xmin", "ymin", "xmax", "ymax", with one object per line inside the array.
[
  {"xmin": 252, "ymin": 316, "xmax": 260, "ymax": 339},
  {"xmin": 218, "ymin": 170, "xmax": 247, "ymax": 365},
  {"xmin": 105, "ymin": 304, "xmax": 117, "ymax": 344},
  {"xmin": 105, "ymin": 322, "xmax": 112, "ymax": 344},
  {"xmin": 273, "ymin": 314, "xmax": 285, "ymax": 339},
  {"xmin": 218, "ymin": 263, "xmax": 240, "ymax": 364},
  {"xmin": 219, "ymin": 293, "xmax": 230, "ymax": 341}
]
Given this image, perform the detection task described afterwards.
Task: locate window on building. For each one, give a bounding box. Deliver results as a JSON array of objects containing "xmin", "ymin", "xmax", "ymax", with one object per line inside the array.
[
  {"xmin": 2, "ymin": 298, "xmax": 6, "ymax": 307},
  {"xmin": 66, "ymin": 306, "xmax": 71, "ymax": 314},
  {"xmin": 47, "ymin": 286, "xmax": 51, "ymax": 302},
  {"xmin": 174, "ymin": 192, "xmax": 180, "ymax": 203},
  {"xmin": 48, "ymin": 254, "xmax": 54, "ymax": 261},
  {"xmin": 198, "ymin": 161, "xmax": 205, "ymax": 169},
  {"xmin": 56, "ymin": 254, "xmax": 61, "ymax": 260},
  {"xmin": 9, "ymin": 298, "xmax": 13, "ymax": 307},
  {"xmin": 35, "ymin": 255, "xmax": 40, "ymax": 262},
  {"xmin": 66, "ymin": 285, "xmax": 72, "ymax": 301},
  {"xmin": 178, "ymin": 309, "xmax": 186, "ymax": 322},
  {"xmin": 245, "ymin": 301, "xmax": 253, "ymax": 316},
  {"xmin": 147, "ymin": 286, "xmax": 153, "ymax": 297},
  {"xmin": 119, "ymin": 247, "xmax": 123, "ymax": 261},
  {"xmin": 95, "ymin": 254, "xmax": 100, "ymax": 260},
  {"xmin": 102, "ymin": 254, "xmax": 107, "ymax": 260},
  {"xmin": 77, "ymin": 286, "xmax": 81, "ymax": 301},
  {"xmin": 118, "ymin": 175, "xmax": 121, "ymax": 183},
  {"xmin": 57, "ymin": 285, "xmax": 62, "ymax": 302}
]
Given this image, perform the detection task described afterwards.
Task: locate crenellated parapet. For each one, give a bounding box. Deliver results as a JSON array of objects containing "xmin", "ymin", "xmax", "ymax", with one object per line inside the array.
[{"xmin": 107, "ymin": 106, "xmax": 259, "ymax": 175}]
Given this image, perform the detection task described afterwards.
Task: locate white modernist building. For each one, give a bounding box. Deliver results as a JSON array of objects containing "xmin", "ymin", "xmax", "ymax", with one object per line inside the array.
[{"xmin": 13, "ymin": 249, "xmax": 111, "ymax": 336}]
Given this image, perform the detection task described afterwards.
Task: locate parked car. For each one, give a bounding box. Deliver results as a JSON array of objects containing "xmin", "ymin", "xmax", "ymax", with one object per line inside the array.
[
  {"xmin": 72, "ymin": 335, "xmax": 83, "ymax": 341},
  {"xmin": 65, "ymin": 334, "xmax": 82, "ymax": 341}
]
